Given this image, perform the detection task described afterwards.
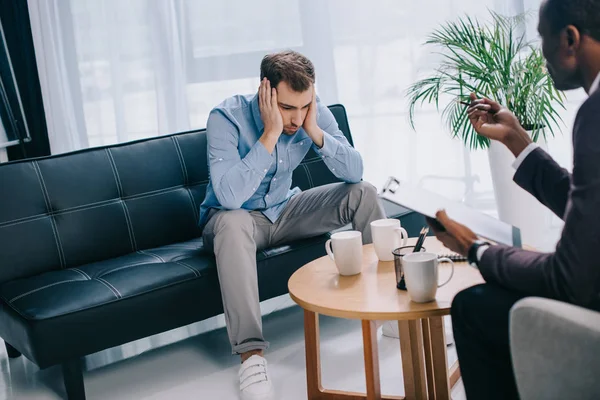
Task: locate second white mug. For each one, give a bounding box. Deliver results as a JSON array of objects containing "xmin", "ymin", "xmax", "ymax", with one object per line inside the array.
[
  {"xmin": 401, "ymin": 252, "xmax": 454, "ymax": 303},
  {"xmin": 370, "ymin": 219, "xmax": 408, "ymax": 261},
  {"xmin": 325, "ymin": 231, "xmax": 363, "ymax": 276}
]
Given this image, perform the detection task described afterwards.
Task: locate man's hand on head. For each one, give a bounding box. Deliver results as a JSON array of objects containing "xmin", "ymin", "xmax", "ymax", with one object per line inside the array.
[
  {"xmin": 258, "ymin": 78, "xmax": 284, "ymax": 153},
  {"xmin": 302, "ymin": 85, "xmax": 324, "ymax": 148}
]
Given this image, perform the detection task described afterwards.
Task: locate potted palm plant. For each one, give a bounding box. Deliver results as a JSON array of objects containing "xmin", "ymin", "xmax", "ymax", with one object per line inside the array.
[{"xmin": 407, "ymin": 12, "xmax": 566, "ymax": 246}]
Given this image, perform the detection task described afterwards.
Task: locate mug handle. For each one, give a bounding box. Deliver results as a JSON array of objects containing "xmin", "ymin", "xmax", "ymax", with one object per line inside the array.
[
  {"xmin": 325, "ymin": 239, "xmax": 335, "ymax": 261},
  {"xmin": 395, "ymin": 227, "xmax": 408, "ymax": 247},
  {"xmin": 437, "ymin": 257, "xmax": 455, "ymax": 287}
]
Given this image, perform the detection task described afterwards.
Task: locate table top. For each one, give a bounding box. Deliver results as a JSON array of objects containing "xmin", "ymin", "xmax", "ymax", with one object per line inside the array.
[{"xmin": 288, "ymin": 237, "xmax": 485, "ymax": 321}]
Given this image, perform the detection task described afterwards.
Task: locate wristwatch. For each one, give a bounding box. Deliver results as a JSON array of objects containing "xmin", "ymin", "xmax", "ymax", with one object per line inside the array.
[{"xmin": 467, "ymin": 240, "xmax": 491, "ymax": 267}]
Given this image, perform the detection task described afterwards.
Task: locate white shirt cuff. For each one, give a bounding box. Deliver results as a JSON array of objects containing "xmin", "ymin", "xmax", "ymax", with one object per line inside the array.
[
  {"xmin": 476, "ymin": 245, "xmax": 490, "ymax": 263},
  {"xmin": 512, "ymin": 143, "xmax": 539, "ymax": 170}
]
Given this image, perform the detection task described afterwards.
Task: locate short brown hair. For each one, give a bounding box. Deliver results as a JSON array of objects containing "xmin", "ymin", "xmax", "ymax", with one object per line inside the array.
[{"xmin": 260, "ymin": 50, "xmax": 315, "ymax": 92}]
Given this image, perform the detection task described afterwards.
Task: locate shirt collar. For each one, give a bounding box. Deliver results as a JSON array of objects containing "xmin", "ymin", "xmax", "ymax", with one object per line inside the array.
[{"xmin": 590, "ymin": 72, "xmax": 600, "ymax": 95}]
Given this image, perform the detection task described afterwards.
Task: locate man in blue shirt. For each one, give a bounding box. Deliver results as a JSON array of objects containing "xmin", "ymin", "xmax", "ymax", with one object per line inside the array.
[{"xmin": 200, "ymin": 51, "xmax": 385, "ymax": 399}]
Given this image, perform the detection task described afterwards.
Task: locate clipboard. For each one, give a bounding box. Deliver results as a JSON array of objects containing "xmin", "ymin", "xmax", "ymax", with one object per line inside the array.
[{"xmin": 380, "ymin": 177, "xmax": 521, "ymax": 248}]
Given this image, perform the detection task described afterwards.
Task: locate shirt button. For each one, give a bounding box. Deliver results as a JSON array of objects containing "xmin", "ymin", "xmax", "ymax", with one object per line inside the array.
[
  {"xmin": 252, "ymin": 187, "xmax": 256, "ymax": 191},
  {"xmin": 322, "ymin": 156, "xmax": 325, "ymax": 159},
  {"xmin": 273, "ymin": 178, "xmax": 277, "ymax": 181},
  {"xmin": 266, "ymin": 194, "xmax": 269, "ymax": 198},
  {"xmin": 332, "ymin": 168, "xmax": 336, "ymax": 171},
  {"xmin": 218, "ymin": 158, "xmax": 223, "ymax": 161},
  {"xmin": 264, "ymin": 169, "xmax": 268, "ymax": 172},
  {"xmin": 279, "ymin": 159, "xmax": 283, "ymax": 163}
]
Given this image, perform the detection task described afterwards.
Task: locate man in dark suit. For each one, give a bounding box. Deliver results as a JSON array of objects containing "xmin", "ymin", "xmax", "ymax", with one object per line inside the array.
[{"xmin": 427, "ymin": 0, "xmax": 600, "ymax": 398}]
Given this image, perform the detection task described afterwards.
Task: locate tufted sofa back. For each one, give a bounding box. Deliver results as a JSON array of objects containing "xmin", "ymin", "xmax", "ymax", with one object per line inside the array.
[{"xmin": 0, "ymin": 105, "xmax": 354, "ymax": 284}]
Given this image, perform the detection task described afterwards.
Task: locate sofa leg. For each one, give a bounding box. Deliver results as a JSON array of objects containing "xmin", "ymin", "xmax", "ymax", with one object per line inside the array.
[
  {"xmin": 5, "ymin": 342, "xmax": 21, "ymax": 359},
  {"xmin": 62, "ymin": 359, "xmax": 86, "ymax": 400}
]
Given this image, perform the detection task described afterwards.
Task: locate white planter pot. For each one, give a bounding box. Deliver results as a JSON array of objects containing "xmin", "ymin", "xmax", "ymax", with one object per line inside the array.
[{"xmin": 487, "ymin": 138, "xmax": 552, "ymax": 248}]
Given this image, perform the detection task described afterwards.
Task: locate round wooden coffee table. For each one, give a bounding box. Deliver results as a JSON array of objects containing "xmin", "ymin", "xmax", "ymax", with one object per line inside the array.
[{"xmin": 288, "ymin": 237, "xmax": 484, "ymax": 400}]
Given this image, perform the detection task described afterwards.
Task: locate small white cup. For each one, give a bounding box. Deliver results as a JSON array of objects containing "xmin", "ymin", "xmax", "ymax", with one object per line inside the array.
[
  {"xmin": 370, "ymin": 219, "xmax": 408, "ymax": 261},
  {"xmin": 325, "ymin": 231, "xmax": 363, "ymax": 276},
  {"xmin": 401, "ymin": 252, "xmax": 454, "ymax": 303}
]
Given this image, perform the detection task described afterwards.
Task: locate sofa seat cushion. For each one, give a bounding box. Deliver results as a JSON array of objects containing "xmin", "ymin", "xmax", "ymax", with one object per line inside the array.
[
  {"xmin": 0, "ymin": 238, "xmax": 215, "ymax": 321},
  {"xmin": 0, "ymin": 233, "xmax": 333, "ymax": 368}
]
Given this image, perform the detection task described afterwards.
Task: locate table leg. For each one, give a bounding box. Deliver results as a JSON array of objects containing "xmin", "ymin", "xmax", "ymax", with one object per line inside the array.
[
  {"xmin": 303, "ymin": 311, "xmax": 405, "ymax": 400},
  {"xmin": 428, "ymin": 317, "xmax": 451, "ymax": 400},
  {"xmin": 362, "ymin": 320, "xmax": 382, "ymax": 400},
  {"xmin": 421, "ymin": 319, "xmax": 436, "ymax": 397},
  {"xmin": 398, "ymin": 320, "xmax": 427, "ymax": 400},
  {"xmin": 449, "ymin": 362, "xmax": 461, "ymax": 389},
  {"xmin": 305, "ymin": 310, "xmax": 323, "ymax": 399}
]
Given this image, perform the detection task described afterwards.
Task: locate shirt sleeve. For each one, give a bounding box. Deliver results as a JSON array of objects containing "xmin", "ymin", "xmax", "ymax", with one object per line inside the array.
[
  {"xmin": 312, "ymin": 99, "xmax": 363, "ymax": 183},
  {"xmin": 206, "ymin": 109, "xmax": 273, "ymax": 209}
]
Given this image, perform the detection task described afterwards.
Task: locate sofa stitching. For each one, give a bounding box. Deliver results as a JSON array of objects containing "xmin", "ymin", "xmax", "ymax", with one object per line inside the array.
[
  {"xmin": 95, "ymin": 277, "xmax": 122, "ymax": 298},
  {"xmin": 171, "ymin": 137, "xmax": 188, "ymax": 183},
  {"xmin": 71, "ymin": 268, "xmax": 90, "ymax": 280},
  {"xmin": 120, "ymin": 201, "xmax": 138, "ymax": 250},
  {"xmin": 105, "ymin": 149, "xmax": 138, "ymax": 251},
  {"xmin": 173, "ymin": 137, "xmax": 200, "ymax": 222},
  {"xmin": 33, "ymin": 162, "xmax": 66, "ymax": 268},
  {"xmin": 302, "ymin": 164, "xmax": 315, "ymax": 188},
  {"xmin": 174, "ymin": 261, "xmax": 200, "ymax": 277},
  {"xmin": 6, "ymin": 273, "xmax": 203, "ymax": 321},
  {"xmin": 138, "ymin": 250, "xmax": 165, "ymax": 262},
  {"xmin": 96, "ymin": 261, "xmax": 158, "ymax": 278},
  {"xmin": 9, "ymin": 280, "xmax": 82, "ymax": 303},
  {"xmin": 0, "ymin": 183, "xmax": 208, "ymax": 228},
  {"xmin": 105, "ymin": 149, "xmax": 124, "ymax": 197}
]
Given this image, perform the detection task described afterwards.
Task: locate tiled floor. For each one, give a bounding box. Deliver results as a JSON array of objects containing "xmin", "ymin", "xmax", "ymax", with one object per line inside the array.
[{"xmin": 0, "ymin": 295, "xmax": 464, "ymax": 400}]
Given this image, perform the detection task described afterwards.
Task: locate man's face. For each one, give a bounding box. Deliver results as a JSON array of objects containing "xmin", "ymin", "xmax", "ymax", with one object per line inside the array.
[
  {"xmin": 275, "ymin": 81, "xmax": 313, "ymax": 135},
  {"xmin": 538, "ymin": 1, "xmax": 582, "ymax": 91}
]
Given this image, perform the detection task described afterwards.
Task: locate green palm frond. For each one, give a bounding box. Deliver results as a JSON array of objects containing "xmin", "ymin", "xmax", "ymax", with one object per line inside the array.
[{"xmin": 407, "ymin": 11, "xmax": 566, "ymax": 150}]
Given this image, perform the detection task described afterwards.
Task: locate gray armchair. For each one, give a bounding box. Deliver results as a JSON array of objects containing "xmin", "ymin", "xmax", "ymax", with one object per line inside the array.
[{"xmin": 510, "ymin": 297, "xmax": 600, "ymax": 400}]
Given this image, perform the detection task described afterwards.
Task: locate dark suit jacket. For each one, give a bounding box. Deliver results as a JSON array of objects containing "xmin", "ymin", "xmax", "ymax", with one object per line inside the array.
[{"xmin": 479, "ymin": 90, "xmax": 600, "ymax": 311}]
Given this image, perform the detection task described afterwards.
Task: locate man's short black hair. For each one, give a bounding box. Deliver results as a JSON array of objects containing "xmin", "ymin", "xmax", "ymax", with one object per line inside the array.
[{"xmin": 544, "ymin": 0, "xmax": 600, "ymax": 41}]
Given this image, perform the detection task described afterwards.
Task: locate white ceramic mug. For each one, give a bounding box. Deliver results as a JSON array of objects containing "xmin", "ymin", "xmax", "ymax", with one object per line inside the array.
[
  {"xmin": 401, "ymin": 252, "xmax": 454, "ymax": 303},
  {"xmin": 370, "ymin": 219, "xmax": 408, "ymax": 261},
  {"xmin": 325, "ymin": 231, "xmax": 363, "ymax": 276}
]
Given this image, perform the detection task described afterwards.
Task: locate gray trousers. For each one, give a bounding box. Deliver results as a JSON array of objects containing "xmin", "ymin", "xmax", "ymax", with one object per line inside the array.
[{"xmin": 202, "ymin": 182, "xmax": 386, "ymax": 354}]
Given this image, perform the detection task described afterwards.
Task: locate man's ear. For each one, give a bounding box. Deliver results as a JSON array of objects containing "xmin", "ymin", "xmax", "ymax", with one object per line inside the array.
[{"xmin": 564, "ymin": 25, "xmax": 581, "ymax": 53}]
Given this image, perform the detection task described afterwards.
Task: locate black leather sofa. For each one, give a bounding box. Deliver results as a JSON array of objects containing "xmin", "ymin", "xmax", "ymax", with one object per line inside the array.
[{"xmin": 0, "ymin": 104, "xmax": 424, "ymax": 399}]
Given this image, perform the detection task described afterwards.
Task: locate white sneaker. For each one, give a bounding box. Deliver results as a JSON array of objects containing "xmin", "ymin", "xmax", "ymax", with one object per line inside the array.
[
  {"xmin": 239, "ymin": 355, "xmax": 274, "ymax": 400},
  {"xmin": 444, "ymin": 316, "xmax": 454, "ymax": 346},
  {"xmin": 382, "ymin": 321, "xmax": 400, "ymax": 339}
]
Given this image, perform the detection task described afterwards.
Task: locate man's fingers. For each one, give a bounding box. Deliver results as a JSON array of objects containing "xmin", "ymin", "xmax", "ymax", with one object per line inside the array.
[
  {"xmin": 469, "ymin": 92, "xmax": 501, "ymax": 112},
  {"xmin": 260, "ymin": 78, "xmax": 268, "ymax": 109},
  {"xmin": 426, "ymin": 216, "xmax": 446, "ymax": 233},
  {"xmin": 467, "ymin": 113, "xmax": 489, "ymax": 123},
  {"xmin": 271, "ymin": 87, "xmax": 278, "ymax": 108},
  {"xmin": 265, "ymin": 79, "xmax": 272, "ymax": 106},
  {"xmin": 435, "ymin": 210, "xmax": 457, "ymax": 233},
  {"xmin": 467, "ymin": 107, "xmax": 492, "ymax": 116},
  {"xmin": 481, "ymin": 97, "xmax": 502, "ymax": 113},
  {"xmin": 467, "ymin": 110, "xmax": 490, "ymax": 121},
  {"xmin": 467, "ymin": 104, "xmax": 492, "ymax": 113}
]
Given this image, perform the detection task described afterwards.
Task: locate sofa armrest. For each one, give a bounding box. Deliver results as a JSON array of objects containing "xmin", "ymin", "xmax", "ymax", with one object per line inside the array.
[{"xmin": 510, "ymin": 297, "xmax": 600, "ymax": 400}]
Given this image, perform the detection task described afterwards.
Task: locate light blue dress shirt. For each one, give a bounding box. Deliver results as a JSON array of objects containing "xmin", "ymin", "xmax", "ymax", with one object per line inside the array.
[{"xmin": 199, "ymin": 93, "xmax": 364, "ymax": 226}]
